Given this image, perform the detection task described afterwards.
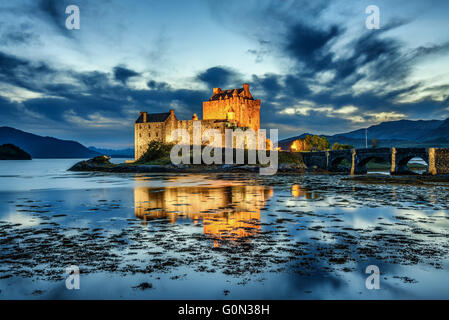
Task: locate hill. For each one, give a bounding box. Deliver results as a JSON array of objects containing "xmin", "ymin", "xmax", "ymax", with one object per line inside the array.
[
  {"xmin": 336, "ymin": 119, "xmax": 442, "ymax": 141},
  {"xmin": 0, "ymin": 144, "xmax": 32, "ymax": 160},
  {"xmin": 420, "ymin": 118, "xmax": 449, "ymax": 142},
  {"xmin": 280, "ymin": 118, "xmax": 449, "ymax": 150},
  {"xmin": 0, "ymin": 127, "xmax": 100, "ymax": 159}
]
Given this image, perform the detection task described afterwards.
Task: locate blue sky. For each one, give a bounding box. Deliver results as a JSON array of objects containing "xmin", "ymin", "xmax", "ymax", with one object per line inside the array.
[{"xmin": 1, "ymin": 0, "xmax": 449, "ymax": 148}]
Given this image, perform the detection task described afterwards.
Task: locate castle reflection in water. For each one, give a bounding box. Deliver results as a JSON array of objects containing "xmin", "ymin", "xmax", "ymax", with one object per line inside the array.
[{"xmin": 134, "ymin": 183, "xmax": 273, "ymax": 246}]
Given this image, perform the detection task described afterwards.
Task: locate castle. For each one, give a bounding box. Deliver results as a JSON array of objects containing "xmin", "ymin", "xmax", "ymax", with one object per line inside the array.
[{"xmin": 134, "ymin": 83, "xmax": 261, "ymax": 160}]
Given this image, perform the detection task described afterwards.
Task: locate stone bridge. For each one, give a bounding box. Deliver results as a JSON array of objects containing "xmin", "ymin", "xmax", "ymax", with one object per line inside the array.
[{"xmin": 301, "ymin": 147, "xmax": 449, "ymax": 175}]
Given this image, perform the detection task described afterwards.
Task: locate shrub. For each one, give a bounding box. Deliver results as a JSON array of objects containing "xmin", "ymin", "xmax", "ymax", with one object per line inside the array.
[{"xmin": 136, "ymin": 141, "xmax": 174, "ymax": 163}]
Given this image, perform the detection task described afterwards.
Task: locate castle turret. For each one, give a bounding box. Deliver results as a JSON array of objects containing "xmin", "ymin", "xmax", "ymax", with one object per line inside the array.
[
  {"xmin": 139, "ymin": 112, "xmax": 148, "ymax": 123},
  {"xmin": 243, "ymin": 83, "xmax": 252, "ymax": 98}
]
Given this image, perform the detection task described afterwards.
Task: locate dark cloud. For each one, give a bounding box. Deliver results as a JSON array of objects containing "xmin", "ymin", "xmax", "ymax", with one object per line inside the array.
[
  {"xmin": 412, "ymin": 42, "xmax": 449, "ymax": 58},
  {"xmin": 147, "ymin": 80, "xmax": 170, "ymax": 91},
  {"xmin": 0, "ymin": 51, "xmax": 55, "ymax": 92},
  {"xmin": 113, "ymin": 66, "xmax": 140, "ymax": 84},
  {"xmin": 286, "ymin": 23, "xmax": 342, "ymax": 72},
  {"xmin": 37, "ymin": 0, "xmax": 73, "ymax": 36},
  {"xmin": 0, "ymin": 50, "xmax": 211, "ymax": 146},
  {"xmin": 196, "ymin": 66, "xmax": 241, "ymax": 89}
]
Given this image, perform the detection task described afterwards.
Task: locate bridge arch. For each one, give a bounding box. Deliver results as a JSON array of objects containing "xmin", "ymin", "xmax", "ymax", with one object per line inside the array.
[
  {"xmin": 327, "ymin": 150, "xmax": 354, "ymax": 172},
  {"xmin": 391, "ymin": 148, "xmax": 428, "ymax": 174},
  {"xmin": 351, "ymin": 148, "xmax": 392, "ymax": 174}
]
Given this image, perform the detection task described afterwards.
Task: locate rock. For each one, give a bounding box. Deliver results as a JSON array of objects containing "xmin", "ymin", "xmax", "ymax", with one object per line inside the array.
[
  {"xmin": 232, "ymin": 165, "xmax": 259, "ymax": 172},
  {"xmin": 278, "ymin": 163, "xmax": 303, "ymax": 172},
  {"xmin": 69, "ymin": 156, "xmax": 114, "ymax": 171}
]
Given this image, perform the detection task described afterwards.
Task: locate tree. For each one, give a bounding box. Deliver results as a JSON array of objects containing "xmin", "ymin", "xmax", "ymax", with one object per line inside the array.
[
  {"xmin": 290, "ymin": 139, "xmax": 309, "ymax": 152},
  {"xmin": 332, "ymin": 143, "xmax": 354, "ymax": 150},
  {"xmin": 291, "ymin": 135, "xmax": 330, "ymax": 152}
]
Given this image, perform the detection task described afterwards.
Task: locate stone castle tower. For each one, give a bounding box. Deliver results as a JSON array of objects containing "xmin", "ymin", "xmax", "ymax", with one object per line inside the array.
[
  {"xmin": 203, "ymin": 83, "xmax": 260, "ymax": 131},
  {"xmin": 134, "ymin": 83, "xmax": 261, "ymax": 160}
]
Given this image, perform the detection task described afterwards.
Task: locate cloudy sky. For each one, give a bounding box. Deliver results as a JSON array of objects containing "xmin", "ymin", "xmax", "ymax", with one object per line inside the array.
[{"xmin": 1, "ymin": 0, "xmax": 449, "ymax": 148}]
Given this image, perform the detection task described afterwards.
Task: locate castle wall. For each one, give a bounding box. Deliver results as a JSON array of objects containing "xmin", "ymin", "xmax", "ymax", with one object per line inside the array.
[
  {"xmin": 135, "ymin": 118, "xmax": 230, "ymax": 160},
  {"xmin": 134, "ymin": 122, "xmax": 164, "ymax": 160}
]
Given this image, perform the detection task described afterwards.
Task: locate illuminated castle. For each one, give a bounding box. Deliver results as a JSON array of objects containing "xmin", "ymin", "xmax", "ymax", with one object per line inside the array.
[{"xmin": 134, "ymin": 84, "xmax": 261, "ymax": 160}]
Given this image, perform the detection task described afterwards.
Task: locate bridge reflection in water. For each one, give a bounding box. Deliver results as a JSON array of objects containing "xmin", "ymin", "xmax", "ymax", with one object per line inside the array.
[
  {"xmin": 134, "ymin": 184, "xmax": 273, "ymax": 246},
  {"xmin": 291, "ymin": 185, "xmax": 321, "ymax": 199}
]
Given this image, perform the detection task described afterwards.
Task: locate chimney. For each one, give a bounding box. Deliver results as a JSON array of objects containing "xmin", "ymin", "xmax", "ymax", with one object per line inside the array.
[
  {"xmin": 213, "ymin": 88, "xmax": 221, "ymax": 95},
  {"xmin": 169, "ymin": 109, "xmax": 175, "ymax": 116},
  {"xmin": 140, "ymin": 112, "xmax": 147, "ymax": 123},
  {"xmin": 243, "ymin": 83, "xmax": 250, "ymax": 95},
  {"xmin": 192, "ymin": 113, "xmax": 198, "ymax": 120}
]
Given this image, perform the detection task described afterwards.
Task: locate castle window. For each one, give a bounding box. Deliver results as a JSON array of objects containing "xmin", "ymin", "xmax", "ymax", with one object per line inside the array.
[{"xmin": 148, "ymin": 132, "xmax": 151, "ymax": 137}]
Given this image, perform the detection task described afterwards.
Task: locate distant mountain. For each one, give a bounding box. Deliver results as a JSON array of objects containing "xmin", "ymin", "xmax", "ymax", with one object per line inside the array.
[
  {"xmin": 0, "ymin": 127, "xmax": 100, "ymax": 159},
  {"xmin": 88, "ymin": 146, "xmax": 134, "ymax": 158},
  {"xmin": 420, "ymin": 118, "xmax": 449, "ymax": 142},
  {"xmin": 279, "ymin": 118, "xmax": 449, "ymax": 150},
  {"xmin": 335, "ymin": 119, "xmax": 443, "ymax": 141}
]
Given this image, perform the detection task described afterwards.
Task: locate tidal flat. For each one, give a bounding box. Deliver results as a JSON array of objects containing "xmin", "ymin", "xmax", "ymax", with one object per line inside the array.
[{"xmin": 0, "ymin": 159, "xmax": 449, "ymax": 299}]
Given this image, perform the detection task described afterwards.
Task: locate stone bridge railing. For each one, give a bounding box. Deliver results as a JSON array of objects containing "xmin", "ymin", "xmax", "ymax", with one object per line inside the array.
[{"xmin": 301, "ymin": 147, "xmax": 449, "ymax": 175}]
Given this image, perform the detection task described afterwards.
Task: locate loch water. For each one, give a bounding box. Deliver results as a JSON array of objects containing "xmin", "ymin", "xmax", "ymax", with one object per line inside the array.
[{"xmin": 0, "ymin": 159, "xmax": 448, "ymax": 299}]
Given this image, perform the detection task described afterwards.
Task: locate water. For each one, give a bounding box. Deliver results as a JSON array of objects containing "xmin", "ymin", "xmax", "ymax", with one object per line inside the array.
[{"xmin": 1, "ymin": 159, "xmax": 449, "ymax": 299}]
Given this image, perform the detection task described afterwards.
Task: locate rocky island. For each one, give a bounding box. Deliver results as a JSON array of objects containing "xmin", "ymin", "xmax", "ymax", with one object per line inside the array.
[
  {"xmin": 68, "ymin": 154, "xmax": 306, "ymax": 174},
  {"xmin": 0, "ymin": 144, "xmax": 32, "ymax": 160}
]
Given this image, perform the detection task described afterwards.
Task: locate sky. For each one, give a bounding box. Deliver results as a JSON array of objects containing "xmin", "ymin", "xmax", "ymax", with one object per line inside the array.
[{"xmin": 0, "ymin": 0, "xmax": 449, "ymax": 148}]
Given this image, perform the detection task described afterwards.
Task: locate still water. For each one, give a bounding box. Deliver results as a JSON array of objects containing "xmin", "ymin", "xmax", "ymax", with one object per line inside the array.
[{"xmin": 0, "ymin": 159, "xmax": 449, "ymax": 299}]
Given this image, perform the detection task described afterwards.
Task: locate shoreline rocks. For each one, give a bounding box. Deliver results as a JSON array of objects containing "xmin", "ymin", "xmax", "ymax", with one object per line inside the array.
[{"xmin": 68, "ymin": 156, "xmax": 306, "ymax": 174}]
